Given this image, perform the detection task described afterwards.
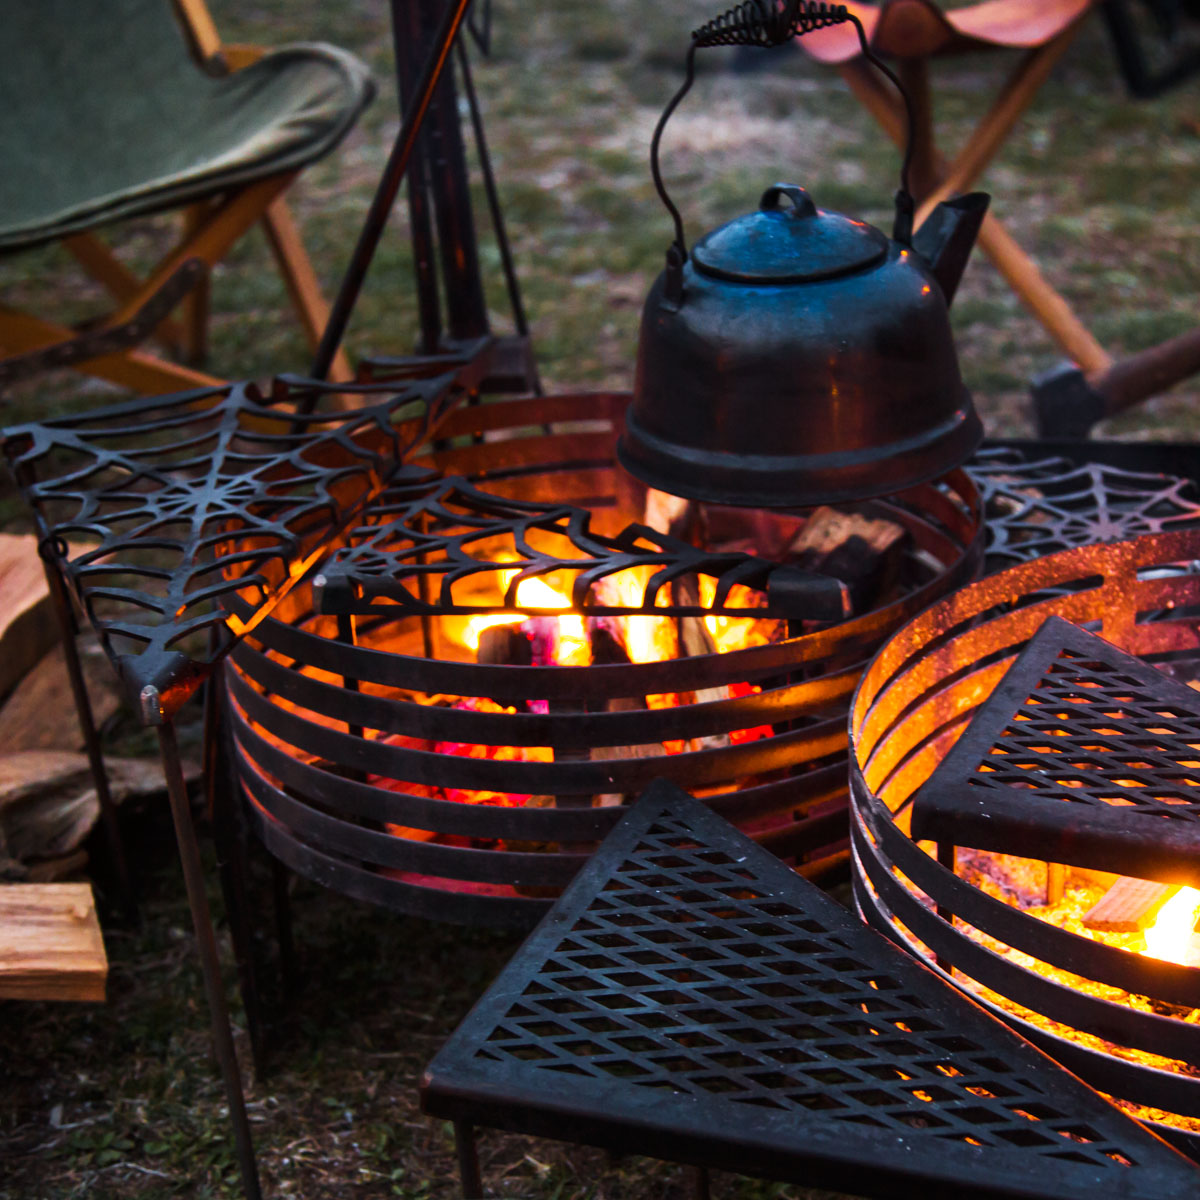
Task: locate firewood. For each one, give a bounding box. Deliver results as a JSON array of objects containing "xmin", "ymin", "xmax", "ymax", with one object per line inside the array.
[
  {"xmin": 0, "ymin": 750, "xmax": 199, "ymax": 871},
  {"xmin": 476, "ymin": 623, "xmax": 532, "ymax": 667},
  {"xmin": 1082, "ymin": 876, "xmax": 1175, "ymax": 932},
  {"xmin": 0, "ymin": 534, "xmax": 58, "ymax": 703},
  {"xmin": 26, "ymin": 850, "xmax": 90, "ymax": 884},
  {"xmin": 0, "ymin": 883, "xmax": 107, "ymax": 1002},
  {"xmin": 788, "ymin": 506, "xmax": 909, "ymax": 615},
  {"xmin": 0, "ymin": 636, "xmax": 122, "ymax": 752},
  {"xmin": 643, "ymin": 488, "xmax": 696, "ymax": 540}
]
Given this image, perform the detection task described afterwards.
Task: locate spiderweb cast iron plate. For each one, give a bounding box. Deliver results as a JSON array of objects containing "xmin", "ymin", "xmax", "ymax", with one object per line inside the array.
[
  {"xmin": 313, "ymin": 466, "xmax": 785, "ymax": 618},
  {"xmin": 0, "ymin": 374, "xmax": 457, "ymax": 719},
  {"xmin": 910, "ymin": 615, "xmax": 1200, "ymax": 887},
  {"xmin": 421, "ymin": 779, "xmax": 1200, "ymax": 1198},
  {"xmin": 968, "ymin": 448, "xmax": 1200, "ymax": 572}
]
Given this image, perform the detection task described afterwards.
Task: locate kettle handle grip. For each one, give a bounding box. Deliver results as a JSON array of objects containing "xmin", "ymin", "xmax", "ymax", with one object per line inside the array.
[{"xmin": 650, "ymin": 1, "xmax": 916, "ymax": 274}]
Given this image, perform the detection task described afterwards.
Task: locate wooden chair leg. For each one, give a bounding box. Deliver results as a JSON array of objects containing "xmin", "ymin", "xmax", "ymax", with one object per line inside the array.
[
  {"xmin": 913, "ymin": 24, "xmax": 1086, "ymax": 227},
  {"xmin": 837, "ymin": 53, "xmax": 1112, "ymax": 373},
  {"xmin": 0, "ymin": 305, "xmax": 222, "ymax": 394},
  {"xmin": 62, "ymin": 233, "xmax": 187, "ymax": 353},
  {"xmin": 261, "ymin": 197, "xmax": 355, "ymax": 384}
]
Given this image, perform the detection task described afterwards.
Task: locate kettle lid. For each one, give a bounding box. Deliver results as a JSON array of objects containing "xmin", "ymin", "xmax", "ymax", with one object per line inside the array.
[{"xmin": 692, "ymin": 183, "xmax": 888, "ymax": 285}]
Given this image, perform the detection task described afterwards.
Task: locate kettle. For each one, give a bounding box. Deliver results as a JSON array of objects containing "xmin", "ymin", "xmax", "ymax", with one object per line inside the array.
[{"xmin": 618, "ymin": 0, "xmax": 989, "ymax": 509}]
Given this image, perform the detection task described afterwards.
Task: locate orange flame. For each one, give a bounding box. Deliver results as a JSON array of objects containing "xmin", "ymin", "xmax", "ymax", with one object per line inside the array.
[{"xmin": 1142, "ymin": 886, "xmax": 1200, "ymax": 966}]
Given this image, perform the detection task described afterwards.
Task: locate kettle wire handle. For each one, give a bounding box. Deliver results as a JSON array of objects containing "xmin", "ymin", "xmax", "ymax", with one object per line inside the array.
[{"xmin": 649, "ymin": 0, "xmax": 917, "ymax": 281}]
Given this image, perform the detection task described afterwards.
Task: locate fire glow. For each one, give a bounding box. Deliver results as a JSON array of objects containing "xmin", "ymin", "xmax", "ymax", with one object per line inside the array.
[
  {"xmin": 370, "ymin": 566, "xmax": 776, "ymax": 820},
  {"xmin": 1142, "ymin": 886, "xmax": 1200, "ymax": 967}
]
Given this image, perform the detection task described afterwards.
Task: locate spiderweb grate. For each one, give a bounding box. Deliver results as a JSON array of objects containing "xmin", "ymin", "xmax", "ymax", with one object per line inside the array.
[
  {"xmin": 968, "ymin": 448, "xmax": 1200, "ymax": 572},
  {"xmin": 423, "ymin": 780, "xmax": 1200, "ymax": 1197},
  {"xmin": 911, "ymin": 615, "xmax": 1200, "ymax": 885},
  {"xmin": 0, "ymin": 373, "xmax": 457, "ymax": 717}
]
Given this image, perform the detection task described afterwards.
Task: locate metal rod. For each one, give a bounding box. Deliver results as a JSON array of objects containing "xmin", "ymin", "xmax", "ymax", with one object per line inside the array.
[
  {"xmin": 210, "ymin": 660, "xmax": 270, "ymax": 1079},
  {"xmin": 310, "ymin": 0, "xmax": 477, "ymax": 382},
  {"xmin": 936, "ymin": 841, "xmax": 956, "ymax": 975},
  {"xmin": 392, "ymin": 0, "xmax": 444, "ymax": 356},
  {"xmin": 157, "ymin": 722, "xmax": 262, "ymax": 1200},
  {"xmin": 454, "ymin": 1121, "xmax": 483, "ymax": 1197},
  {"xmin": 418, "ymin": 1, "xmax": 490, "ymax": 341},
  {"xmin": 273, "ymin": 857, "xmax": 299, "ymax": 1000},
  {"xmin": 39, "ymin": 554, "xmax": 135, "ymax": 914},
  {"xmin": 455, "ymin": 39, "xmax": 531, "ymax": 341}
]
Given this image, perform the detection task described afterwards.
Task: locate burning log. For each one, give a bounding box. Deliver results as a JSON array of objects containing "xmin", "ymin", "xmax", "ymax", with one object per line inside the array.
[{"xmin": 788, "ymin": 506, "xmax": 909, "ymax": 615}]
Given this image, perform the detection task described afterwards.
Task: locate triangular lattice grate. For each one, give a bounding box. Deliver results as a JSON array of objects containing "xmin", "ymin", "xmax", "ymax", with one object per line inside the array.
[
  {"xmin": 422, "ymin": 779, "xmax": 1200, "ymax": 1198},
  {"xmin": 911, "ymin": 616, "xmax": 1200, "ymax": 886}
]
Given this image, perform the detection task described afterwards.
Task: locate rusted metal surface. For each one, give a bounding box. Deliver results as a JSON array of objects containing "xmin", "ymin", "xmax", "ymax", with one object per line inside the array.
[
  {"xmin": 849, "ymin": 531, "xmax": 1200, "ymax": 1136},
  {"xmin": 972, "ymin": 447, "xmax": 1200, "ymax": 569}
]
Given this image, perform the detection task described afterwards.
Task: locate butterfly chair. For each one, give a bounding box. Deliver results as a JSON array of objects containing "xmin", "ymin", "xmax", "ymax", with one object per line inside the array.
[
  {"xmin": 0, "ymin": 0, "xmax": 374, "ymax": 396},
  {"xmin": 798, "ymin": 1, "xmax": 1110, "ymax": 378}
]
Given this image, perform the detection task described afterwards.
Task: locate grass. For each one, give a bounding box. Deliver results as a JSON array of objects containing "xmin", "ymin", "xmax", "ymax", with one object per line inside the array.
[{"xmin": 1, "ymin": 1, "xmax": 1199, "ymax": 1196}]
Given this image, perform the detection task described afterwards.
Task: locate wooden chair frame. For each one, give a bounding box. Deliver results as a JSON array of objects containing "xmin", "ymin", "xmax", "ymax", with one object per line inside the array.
[
  {"xmin": 833, "ymin": 5, "xmax": 1113, "ymax": 376},
  {"xmin": 0, "ymin": 0, "xmax": 354, "ymax": 397}
]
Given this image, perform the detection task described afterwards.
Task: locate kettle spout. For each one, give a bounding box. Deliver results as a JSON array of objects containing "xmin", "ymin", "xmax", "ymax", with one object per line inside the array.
[{"xmin": 912, "ymin": 193, "xmax": 990, "ymax": 307}]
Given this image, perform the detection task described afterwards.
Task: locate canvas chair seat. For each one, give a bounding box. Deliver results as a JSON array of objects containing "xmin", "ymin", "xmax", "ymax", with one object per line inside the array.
[
  {"xmin": 799, "ymin": 0, "xmax": 1093, "ymax": 63},
  {"xmin": 0, "ymin": 0, "xmax": 373, "ymax": 394},
  {"xmin": 0, "ymin": 3, "xmax": 372, "ymax": 252}
]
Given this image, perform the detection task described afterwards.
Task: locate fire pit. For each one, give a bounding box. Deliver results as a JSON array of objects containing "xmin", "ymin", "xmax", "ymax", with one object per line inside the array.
[
  {"xmin": 224, "ymin": 390, "xmax": 982, "ymax": 927},
  {"xmin": 850, "ymin": 530, "xmax": 1200, "ymax": 1153}
]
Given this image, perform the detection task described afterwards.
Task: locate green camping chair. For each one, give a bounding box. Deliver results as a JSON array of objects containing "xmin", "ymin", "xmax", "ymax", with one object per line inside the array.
[{"xmin": 0, "ymin": 0, "xmax": 373, "ymax": 394}]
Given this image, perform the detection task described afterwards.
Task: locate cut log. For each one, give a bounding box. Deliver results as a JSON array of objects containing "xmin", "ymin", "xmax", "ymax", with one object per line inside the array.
[
  {"xmin": 1083, "ymin": 877, "xmax": 1175, "ymax": 932},
  {"xmin": 789, "ymin": 506, "xmax": 909, "ymax": 615},
  {"xmin": 0, "ymin": 534, "xmax": 58, "ymax": 703},
  {"xmin": 0, "ymin": 635, "xmax": 121, "ymax": 753},
  {"xmin": 0, "ymin": 883, "xmax": 107, "ymax": 1002},
  {"xmin": 0, "ymin": 750, "xmax": 200, "ymax": 872}
]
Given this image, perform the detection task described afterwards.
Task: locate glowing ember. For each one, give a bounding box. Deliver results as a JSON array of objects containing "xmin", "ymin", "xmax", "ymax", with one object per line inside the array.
[{"xmin": 1142, "ymin": 886, "xmax": 1200, "ymax": 967}]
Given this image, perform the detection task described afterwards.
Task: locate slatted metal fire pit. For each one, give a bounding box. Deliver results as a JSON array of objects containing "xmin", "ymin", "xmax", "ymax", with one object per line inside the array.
[
  {"xmin": 224, "ymin": 391, "xmax": 982, "ymax": 928},
  {"xmin": 850, "ymin": 530, "xmax": 1200, "ymax": 1152}
]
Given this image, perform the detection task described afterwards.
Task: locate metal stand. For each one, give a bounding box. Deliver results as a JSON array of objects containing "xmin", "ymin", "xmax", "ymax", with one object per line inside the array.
[
  {"xmin": 1101, "ymin": 0, "xmax": 1200, "ymax": 98},
  {"xmin": 312, "ymin": 0, "xmax": 538, "ymax": 396},
  {"xmin": 157, "ymin": 719, "xmax": 262, "ymax": 1200},
  {"xmin": 454, "ymin": 1121, "xmax": 483, "ymax": 1198},
  {"xmin": 38, "ymin": 544, "xmax": 135, "ymax": 917}
]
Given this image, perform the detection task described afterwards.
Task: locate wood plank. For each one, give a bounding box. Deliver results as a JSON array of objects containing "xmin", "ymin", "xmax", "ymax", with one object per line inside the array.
[
  {"xmin": 1083, "ymin": 876, "xmax": 1175, "ymax": 932},
  {"xmin": 0, "ymin": 883, "xmax": 107, "ymax": 1001},
  {"xmin": 0, "ymin": 534, "xmax": 57, "ymax": 703}
]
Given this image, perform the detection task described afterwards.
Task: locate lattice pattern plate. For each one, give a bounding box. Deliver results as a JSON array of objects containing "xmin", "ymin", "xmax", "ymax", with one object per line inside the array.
[
  {"xmin": 422, "ymin": 780, "xmax": 1200, "ymax": 1198},
  {"xmin": 911, "ymin": 615, "xmax": 1200, "ymax": 886},
  {"xmin": 1, "ymin": 374, "xmax": 457, "ymax": 719},
  {"xmin": 968, "ymin": 448, "xmax": 1200, "ymax": 572}
]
